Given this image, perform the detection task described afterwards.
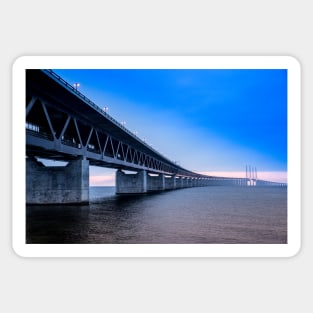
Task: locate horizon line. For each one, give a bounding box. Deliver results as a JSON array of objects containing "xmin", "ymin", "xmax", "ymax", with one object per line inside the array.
[{"xmin": 90, "ymin": 170, "xmax": 287, "ymax": 186}]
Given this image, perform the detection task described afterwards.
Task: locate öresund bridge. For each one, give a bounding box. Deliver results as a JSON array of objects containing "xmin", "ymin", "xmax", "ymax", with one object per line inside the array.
[{"xmin": 26, "ymin": 69, "xmax": 287, "ymax": 204}]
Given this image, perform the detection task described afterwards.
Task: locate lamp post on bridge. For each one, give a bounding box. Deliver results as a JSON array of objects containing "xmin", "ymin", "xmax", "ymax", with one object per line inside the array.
[
  {"xmin": 73, "ymin": 83, "xmax": 80, "ymax": 90},
  {"xmin": 103, "ymin": 106, "xmax": 109, "ymax": 113}
]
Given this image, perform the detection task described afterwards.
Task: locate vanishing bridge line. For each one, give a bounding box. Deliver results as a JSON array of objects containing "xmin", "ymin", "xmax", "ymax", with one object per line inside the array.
[{"xmin": 25, "ymin": 69, "xmax": 286, "ymax": 204}]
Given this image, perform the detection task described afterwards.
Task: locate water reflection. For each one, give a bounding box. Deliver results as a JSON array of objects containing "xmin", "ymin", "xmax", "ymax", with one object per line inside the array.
[{"xmin": 26, "ymin": 186, "xmax": 287, "ymax": 244}]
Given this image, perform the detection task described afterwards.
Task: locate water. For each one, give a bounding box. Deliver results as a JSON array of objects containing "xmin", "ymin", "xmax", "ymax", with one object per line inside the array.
[{"xmin": 26, "ymin": 186, "xmax": 287, "ymax": 244}]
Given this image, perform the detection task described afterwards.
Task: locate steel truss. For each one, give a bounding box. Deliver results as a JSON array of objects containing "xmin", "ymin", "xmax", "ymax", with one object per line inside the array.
[{"xmin": 26, "ymin": 95, "xmax": 189, "ymax": 176}]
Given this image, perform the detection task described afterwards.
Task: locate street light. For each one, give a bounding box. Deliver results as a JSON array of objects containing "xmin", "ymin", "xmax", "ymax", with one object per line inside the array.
[
  {"xmin": 103, "ymin": 106, "xmax": 109, "ymax": 113},
  {"xmin": 73, "ymin": 83, "xmax": 80, "ymax": 90},
  {"xmin": 121, "ymin": 121, "xmax": 126, "ymax": 127}
]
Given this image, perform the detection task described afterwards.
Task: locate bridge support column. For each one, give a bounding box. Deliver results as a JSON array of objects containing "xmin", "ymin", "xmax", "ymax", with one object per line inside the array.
[
  {"xmin": 176, "ymin": 177, "xmax": 183, "ymax": 188},
  {"xmin": 26, "ymin": 157, "xmax": 89, "ymax": 204},
  {"xmin": 116, "ymin": 169, "xmax": 147, "ymax": 194},
  {"xmin": 147, "ymin": 173, "xmax": 165, "ymax": 192},
  {"xmin": 164, "ymin": 175, "xmax": 176, "ymax": 190}
]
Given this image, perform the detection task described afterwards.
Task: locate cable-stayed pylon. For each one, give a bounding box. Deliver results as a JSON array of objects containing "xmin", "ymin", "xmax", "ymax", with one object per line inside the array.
[{"xmin": 246, "ymin": 164, "xmax": 258, "ymax": 186}]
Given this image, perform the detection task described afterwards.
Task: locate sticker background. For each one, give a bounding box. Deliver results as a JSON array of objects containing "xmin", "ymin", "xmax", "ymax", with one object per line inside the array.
[{"xmin": 2, "ymin": 1, "xmax": 311, "ymax": 312}]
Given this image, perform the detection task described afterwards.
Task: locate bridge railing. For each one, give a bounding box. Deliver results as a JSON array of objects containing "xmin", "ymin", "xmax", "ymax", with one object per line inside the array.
[{"xmin": 46, "ymin": 69, "xmax": 141, "ymax": 135}]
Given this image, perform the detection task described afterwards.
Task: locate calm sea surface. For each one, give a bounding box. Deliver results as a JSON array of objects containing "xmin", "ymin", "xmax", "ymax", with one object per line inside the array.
[{"xmin": 26, "ymin": 186, "xmax": 287, "ymax": 244}]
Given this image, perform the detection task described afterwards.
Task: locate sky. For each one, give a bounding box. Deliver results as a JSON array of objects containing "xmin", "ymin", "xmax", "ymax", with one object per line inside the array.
[{"xmin": 53, "ymin": 69, "xmax": 288, "ymax": 185}]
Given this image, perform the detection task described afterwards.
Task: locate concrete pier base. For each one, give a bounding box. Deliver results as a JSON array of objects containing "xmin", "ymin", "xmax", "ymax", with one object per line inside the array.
[
  {"xmin": 116, "ymin": 169, "xmax": 147, "ymax": 194},
  {"xmin": 26, "ymin": 157, "xmax": 89, "ymax": 204},
  {"xmin": 164, "ymin": 175, "xmax": 176, "ymax": 190},
  {"xmin": 175, "ymin": 177, "xmax": 183, "ymax": 188},
  {"xmin": 181, "ymin": 178, "xmax": 186, "ymax": 187},
  {"xmin": 147, "ymin": 173, "xmax": 165, "ymax": 192}
]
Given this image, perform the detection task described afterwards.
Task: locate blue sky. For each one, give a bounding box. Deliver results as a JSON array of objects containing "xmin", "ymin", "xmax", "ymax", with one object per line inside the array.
[{"xmin": 53, "ymin": 69, "xmax": 287, "ymax": 184}]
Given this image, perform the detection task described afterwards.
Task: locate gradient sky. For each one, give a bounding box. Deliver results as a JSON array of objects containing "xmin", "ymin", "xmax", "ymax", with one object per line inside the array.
[{"xmin": 53, "ymin": 69, "xmax": 287, "ymax": 184}]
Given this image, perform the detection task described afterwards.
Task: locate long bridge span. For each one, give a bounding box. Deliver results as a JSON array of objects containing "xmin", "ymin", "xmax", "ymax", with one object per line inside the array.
[{"xmin": 26, "ymin": 69, "xmax": 286, "ymax": 204}]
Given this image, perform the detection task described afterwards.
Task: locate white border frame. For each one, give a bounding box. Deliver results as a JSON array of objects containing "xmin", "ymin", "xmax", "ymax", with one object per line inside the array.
[{"xmin": 12, "ymin": 56, "xmax": 301, "ymax": 257}]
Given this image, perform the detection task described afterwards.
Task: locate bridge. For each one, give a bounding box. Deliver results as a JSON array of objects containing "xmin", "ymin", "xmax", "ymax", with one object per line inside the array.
[{"xmin": 25, "ymin": 69, "xmax": 286, "ymax": 204}]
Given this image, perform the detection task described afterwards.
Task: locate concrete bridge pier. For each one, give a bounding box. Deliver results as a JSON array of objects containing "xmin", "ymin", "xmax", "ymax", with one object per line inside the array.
[
  {"xmin": 164, "ymin": 175, "xmax": 176, "ymax": 190},
  {"xmin": 175, "ymin": 177, "xmax": 183, "ymax": 189},
  {"xmin": 116, "ymin": 169, "xmax": 147, "ymax": 194},
  {"xmin": 176, "ymin": 176, "xmax": 187, "ymax": 188},
  {"xmin": 147, "ymin": 173, "xmax": 165, "ymax": 192},
  {"xmin": 179, "ymin": 177, "xmax": 186, "ymax": 188},
  {"xmin": 26, "ymin": 157, "xmax": 89, "ymax": 204}
]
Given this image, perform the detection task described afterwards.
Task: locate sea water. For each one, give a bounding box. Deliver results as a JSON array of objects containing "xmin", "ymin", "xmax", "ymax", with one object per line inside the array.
[{"xmin": 26, "ymin": 186, "xmax": 287, "ymax": 244}]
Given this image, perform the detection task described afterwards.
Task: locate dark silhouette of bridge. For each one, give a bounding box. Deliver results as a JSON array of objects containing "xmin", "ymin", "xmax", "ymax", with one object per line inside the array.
[{"xmin": 26, "ymin": 69, "xmax": 286, "ymax": 204}]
